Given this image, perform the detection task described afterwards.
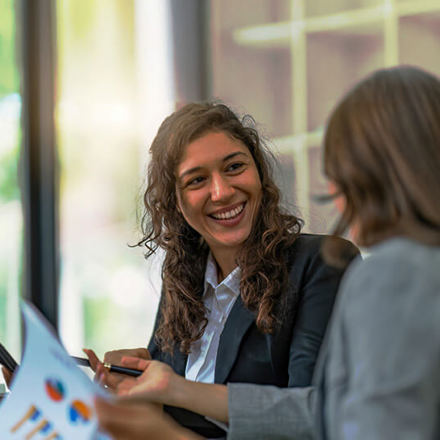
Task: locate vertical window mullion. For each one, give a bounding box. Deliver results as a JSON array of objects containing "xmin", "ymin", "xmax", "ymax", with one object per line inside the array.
[{"xmin": 19, "ymin": 0, "xmax": 59, "ymax": 330}]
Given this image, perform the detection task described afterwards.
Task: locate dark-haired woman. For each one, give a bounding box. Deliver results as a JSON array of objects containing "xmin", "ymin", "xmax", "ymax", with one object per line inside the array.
[
  {"xmin": 217, "ymin": 65, "xmax": 440, "ymax": 440},
  {"xmin": 87, "ymin": 102, "xmax": 357, "ymax": 438}
]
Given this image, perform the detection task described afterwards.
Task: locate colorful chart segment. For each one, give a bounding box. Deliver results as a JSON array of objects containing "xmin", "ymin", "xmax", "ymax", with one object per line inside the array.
[
  {"xmin": 68, "ymin": 400, "xmax": 92, "ymax": 425},
  {"xmin": 45, "ymin": 378, "xmax": 65, "ymax": 402}
]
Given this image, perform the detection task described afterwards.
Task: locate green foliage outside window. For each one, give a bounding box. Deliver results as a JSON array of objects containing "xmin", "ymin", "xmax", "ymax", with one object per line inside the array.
[
  {"xmin": 0, "ymin": 0, "xmax": 19, "ymax": 97},
  {"xmin": 0, "ymin": 0, "xmax": 20, "ymax": 203},
  {"xmin": 0, "ymin": 0, "xmax": 21, "ymax": 353}
]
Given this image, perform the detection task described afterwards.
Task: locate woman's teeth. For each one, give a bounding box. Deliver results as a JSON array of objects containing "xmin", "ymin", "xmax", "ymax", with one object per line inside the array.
[{"xmin": 212, "ymin": 203, "xmax": 244, "ymax": 220}]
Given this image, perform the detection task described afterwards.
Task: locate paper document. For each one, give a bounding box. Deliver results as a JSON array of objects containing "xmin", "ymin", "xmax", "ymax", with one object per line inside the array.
[{"xmin": 0, "ymin": 302, "xmax": 110, "ymax": 439}]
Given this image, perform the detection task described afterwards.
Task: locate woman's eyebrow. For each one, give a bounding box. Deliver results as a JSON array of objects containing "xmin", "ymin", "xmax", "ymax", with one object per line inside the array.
[
  {"xmin": 223, "ymin": 151, "xmax": 248, "ymax": 162},
  {"xmin": 178, "ymin": 166, "xmax": 202, "ymax": 181}
]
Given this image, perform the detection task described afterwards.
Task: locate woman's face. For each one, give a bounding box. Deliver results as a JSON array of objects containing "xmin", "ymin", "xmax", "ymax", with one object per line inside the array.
[
  {"xmin": 176, "ymin": 131, "xmax": 262, "ymax": 257},
  {"xmin": 328, "ymin": 181, "xmax": 345, "ymax": 213},
  {"xmin": 329, "ymin": 181, "xmax": 359, "ymax": 243}
]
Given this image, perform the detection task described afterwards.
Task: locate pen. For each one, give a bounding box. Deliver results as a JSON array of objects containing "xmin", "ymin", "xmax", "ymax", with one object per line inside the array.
[{"xmin": 71, "ymin": 356, "xmax": 143, "ymax": 377}]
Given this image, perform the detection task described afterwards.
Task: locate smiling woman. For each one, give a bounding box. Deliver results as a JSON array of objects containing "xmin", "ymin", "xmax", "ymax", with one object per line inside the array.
[
  {"xmin": 87, "ymin": 102, "xmax": 359, "ymax": 438},
  {"xmin": 176, "ymin": 131, "xmax": 262, "ymax": 280}
]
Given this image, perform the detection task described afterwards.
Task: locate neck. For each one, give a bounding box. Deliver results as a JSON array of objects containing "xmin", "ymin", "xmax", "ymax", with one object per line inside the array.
[{"xmin": 211, "ymin": 247, "xmax": 239, "ymax": 283}]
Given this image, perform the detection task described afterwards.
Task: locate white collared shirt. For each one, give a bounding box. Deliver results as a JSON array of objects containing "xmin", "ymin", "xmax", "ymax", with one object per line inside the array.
[{"xmin": 185, "ymin": 253, "xmax": 241, "ymax": 383}]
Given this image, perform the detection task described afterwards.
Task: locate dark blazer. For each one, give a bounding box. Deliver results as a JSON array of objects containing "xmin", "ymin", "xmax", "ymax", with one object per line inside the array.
[{"xmin": 148, "ymin": 233, "xmax": 358, "ymax": 437}]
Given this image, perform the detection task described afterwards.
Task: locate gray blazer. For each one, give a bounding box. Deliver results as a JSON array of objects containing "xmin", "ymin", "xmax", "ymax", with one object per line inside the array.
[{"xmin": 228, "ymin": 238, "xmax": 440, "ymax": 439}]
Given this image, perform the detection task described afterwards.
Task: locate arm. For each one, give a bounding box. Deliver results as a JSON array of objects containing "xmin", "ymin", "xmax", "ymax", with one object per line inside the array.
[
  {"xmin": 325, "ymin": 250, "xmax": 440, "ymax": 439},
  {"xmin": 117, "ymin": 357, "xmax": 229, "ymax": 423},
  {"xmin": 228, "ymin": 383, "xmax": 317, "ymax": 440},
  {"xmin": 168, "ymin": 377, "xmax": 228, "ymax": 423}
]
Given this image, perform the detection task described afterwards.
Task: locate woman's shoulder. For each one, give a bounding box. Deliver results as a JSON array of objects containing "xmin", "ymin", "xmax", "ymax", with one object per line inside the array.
[
  {"xmin": 287, "ymin": 233, "xmax": 358, "ymax": 266},
  {"xmin": 347, "ymin": 237, "xmax": 440, "ymax": 281},
  {"xmin": 283, "ymin": 234, "xmax": 359, "ymax": 294},
  {"xmin": 335, "ymin": 238, "xmax": 440, "ymax": 360},
  {"xmin": 371, "ymin": 236, "xmax": 440, "ymax": 262},
  {"xmin": 340, "ymin": 237, "xmax": 440, "ymax": 311}
]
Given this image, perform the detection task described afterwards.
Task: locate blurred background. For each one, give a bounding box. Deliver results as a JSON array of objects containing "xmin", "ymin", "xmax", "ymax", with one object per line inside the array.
[{"xmin": 1, "ymin": 0, "xmax": 440, "ymax": 361}]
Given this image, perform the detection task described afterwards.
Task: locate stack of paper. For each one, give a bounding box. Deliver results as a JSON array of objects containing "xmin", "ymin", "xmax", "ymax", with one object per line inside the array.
[{"xmin": 0, "ymin": 303, "xmax": 110, "ymax": 439}]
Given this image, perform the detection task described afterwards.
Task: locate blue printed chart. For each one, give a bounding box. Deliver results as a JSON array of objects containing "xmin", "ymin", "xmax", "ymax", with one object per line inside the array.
[{"xmin": 0, "ymin": 302, "xmax": 111, "ymax": 439}]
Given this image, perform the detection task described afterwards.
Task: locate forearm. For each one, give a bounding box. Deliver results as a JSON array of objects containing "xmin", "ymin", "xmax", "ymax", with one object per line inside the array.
[
  {"xmin": 228, "ymin": 383, "xmax": 316, "ymax": 440},
  {"xmin": 170, "ymin": 375, "xmax": 229, "ymax": 423}
]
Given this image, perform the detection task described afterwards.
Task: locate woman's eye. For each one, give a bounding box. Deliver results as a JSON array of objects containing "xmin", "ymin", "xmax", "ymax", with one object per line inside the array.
[
  {"xmin": 187, "ymin": 176, "xmax": 205, "ymax": 187},
  {"xmin": 226, "ymin": 162, "xmax": 244, "ymax": 172}
]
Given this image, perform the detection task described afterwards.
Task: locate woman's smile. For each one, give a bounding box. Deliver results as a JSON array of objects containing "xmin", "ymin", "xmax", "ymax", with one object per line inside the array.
[
  {"xmin": 209, "ymin": 201, "xmax": 246, "ymax": 223},
  {"xmin": 176, "ymin": 131, "xmax": 262, "ymax": 259}
]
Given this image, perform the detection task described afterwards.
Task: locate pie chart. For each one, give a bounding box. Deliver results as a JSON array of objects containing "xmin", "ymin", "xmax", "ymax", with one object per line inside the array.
[
  {"xmin": 45, "ymin": 378, "xmax": 65, "ymax": 402},
  {"xmin": 68, "ymin": 400, "xmax": 92, "ymax": 425}
]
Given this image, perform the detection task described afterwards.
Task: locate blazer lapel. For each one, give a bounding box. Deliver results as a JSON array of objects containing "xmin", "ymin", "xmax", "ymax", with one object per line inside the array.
[
  {"xmin": 171, "ymin": 347, "xmax": 188, "ymax": 377},
  {"xmin": 215, "ymin": 295, "xmax": 255, "ymax": 384}
]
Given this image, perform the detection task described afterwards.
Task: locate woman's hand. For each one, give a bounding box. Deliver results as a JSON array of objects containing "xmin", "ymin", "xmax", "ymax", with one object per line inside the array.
[
  {"xmin": 117, "ymin": 357, "xmax": 178, "ymax": 405},
  {"xmin": 95, "ymin": 397, "xmax": 202, "ymax": 440},
  {"xmin": 116, "ymin": 357, "xmax": 229, "ymax": 423},
  {"xmin": 83, "ymin": 348, "xmax": 151, "ymax": 391},
  {"xmin": 103, "ymin": 347, "xmax": 151, "ymax": 365}
]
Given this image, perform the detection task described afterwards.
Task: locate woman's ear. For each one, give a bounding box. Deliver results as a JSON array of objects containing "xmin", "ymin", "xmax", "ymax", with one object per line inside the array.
[
  {"xmin": 176, "ymin": 200, "xmax": 182, "ymax": 214},
  {"xmin": 175, "ymin": 191, "xmax": 183, "ymax": 215},
  {"xmin": 328, "ymin": 181, "xmax": 345, "ymax": 214}
]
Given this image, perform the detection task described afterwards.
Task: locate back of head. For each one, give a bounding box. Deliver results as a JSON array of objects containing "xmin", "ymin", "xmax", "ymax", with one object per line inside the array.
[{"xmin": 324, "ymin": 65, "xmax": 440, "ymax": 247}]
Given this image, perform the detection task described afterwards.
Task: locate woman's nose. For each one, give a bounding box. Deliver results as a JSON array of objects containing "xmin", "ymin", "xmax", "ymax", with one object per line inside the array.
[{"xmin": 210, "ymin": 174, "xmax": 234, "ymax": 202}]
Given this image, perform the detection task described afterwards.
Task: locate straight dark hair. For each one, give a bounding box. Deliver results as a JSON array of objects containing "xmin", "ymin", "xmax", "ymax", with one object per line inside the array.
[{"xmin": 323, "ymin": 65, "xmax": 440, "ymax": 263}]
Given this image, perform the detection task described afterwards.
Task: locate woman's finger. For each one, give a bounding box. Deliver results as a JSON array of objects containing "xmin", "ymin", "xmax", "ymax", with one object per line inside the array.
[
  {"xmin": 103, "ymin": 348, "xmax": 151, "ymax": 365},
  {"xmin": 95, "ymin": 362, "xmax": 126, "ymax": 391},
  {"xmin": 83, "ymin": 348, "xmax": 101, "ymax": 371},
  {"xmin": 120, "ymin": 356, "xmax": 150, "ymax": 371}
]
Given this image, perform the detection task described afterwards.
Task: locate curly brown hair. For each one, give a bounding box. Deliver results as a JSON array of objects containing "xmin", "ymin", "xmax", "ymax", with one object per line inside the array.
[
  {"xmin": 139, "ymin": 102, "xmax": 302, "ymax": 354},
  {"xmin": 323, "ymin": 66, "xmax": 440, "ymax": 264}
]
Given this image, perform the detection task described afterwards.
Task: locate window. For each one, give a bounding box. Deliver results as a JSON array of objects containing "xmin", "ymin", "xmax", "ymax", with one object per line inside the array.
[
  {"xmin": 57, "ymin": 0, "xmax": 174, "ymax": 356},
  {"xmin": 209, "ymin": 0, "xmax": 440, "ymax": 233},
  {"xmin": 0, "ymin": 0, "xmax": 22, "ymax": 360}
]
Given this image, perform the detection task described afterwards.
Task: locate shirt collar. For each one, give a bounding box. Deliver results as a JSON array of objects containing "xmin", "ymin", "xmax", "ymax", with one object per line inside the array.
[{"xmin": 204, "ymin": 252, "xmax": 241, "ymax": 297}]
